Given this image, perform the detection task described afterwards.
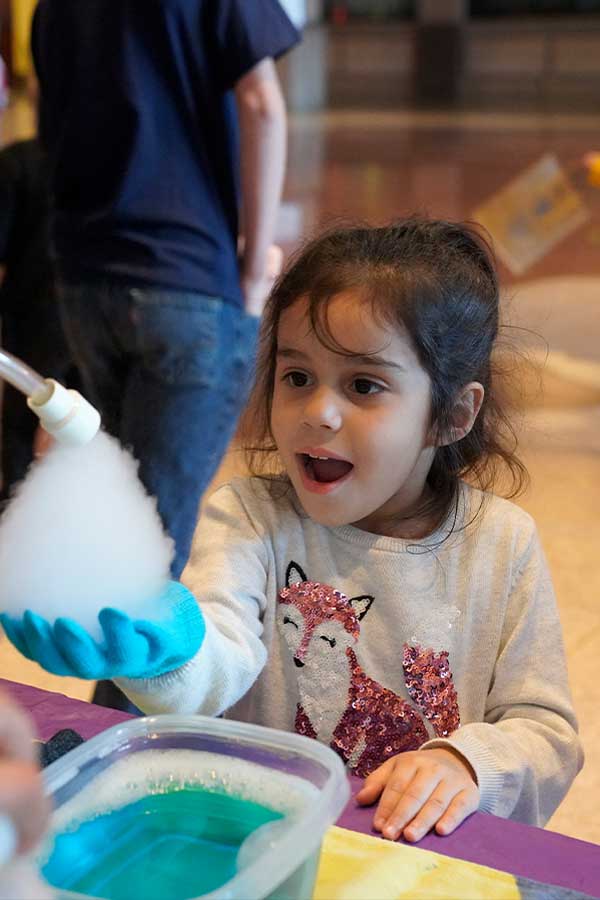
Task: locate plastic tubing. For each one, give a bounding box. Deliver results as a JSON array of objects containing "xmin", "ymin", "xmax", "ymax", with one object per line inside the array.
[
  {"xmin": 0, "ymin": 349, "xmax": 50, "ymax": 404},
  {"xmin": 0, "ymin": 347, "xmax": 100, "ymax": 446}
]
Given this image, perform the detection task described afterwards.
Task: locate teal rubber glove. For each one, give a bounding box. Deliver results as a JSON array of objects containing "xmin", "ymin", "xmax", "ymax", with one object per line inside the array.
[{"xmin": 0, "ymin": 581, "xmax": 205, "ymax": 680}]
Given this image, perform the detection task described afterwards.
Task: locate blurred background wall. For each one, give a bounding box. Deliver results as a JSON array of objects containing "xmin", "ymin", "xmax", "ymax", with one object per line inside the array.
[{"xmin": 10, "ymin": 0, "xmax": 35, "ymax": 78}]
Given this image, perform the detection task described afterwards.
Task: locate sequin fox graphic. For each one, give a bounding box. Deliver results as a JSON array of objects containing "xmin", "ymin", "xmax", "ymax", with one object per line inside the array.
[{"xmin": 277, "ymin": 562, "xmax": 460, "ymax": 777}]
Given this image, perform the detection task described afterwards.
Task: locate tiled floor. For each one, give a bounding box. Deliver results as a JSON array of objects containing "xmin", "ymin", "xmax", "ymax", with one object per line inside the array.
[{"xmin": 1, "ymin": 96, "xmax": 599, "ymax": 844}]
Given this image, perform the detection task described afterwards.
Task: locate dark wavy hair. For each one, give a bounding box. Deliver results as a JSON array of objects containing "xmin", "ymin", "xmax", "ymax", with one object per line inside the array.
[{"xmin": 240, "ymin": 217, "xmax": 527, "ymax": 531}]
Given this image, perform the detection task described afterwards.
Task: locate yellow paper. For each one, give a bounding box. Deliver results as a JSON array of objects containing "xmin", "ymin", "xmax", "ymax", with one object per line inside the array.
[
  {"xmin": 314, "ymin": 826, "xmax": 521, "ymax": 900},
  {"xmin": 472, "ymin": 154, "xmax": 588, "ymax": 275}
]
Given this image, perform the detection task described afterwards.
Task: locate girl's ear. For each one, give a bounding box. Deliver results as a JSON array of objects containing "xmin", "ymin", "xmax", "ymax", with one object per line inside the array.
[{"xmin": 437, "ymin": 382, "xmax": 485, "ymax": 447}]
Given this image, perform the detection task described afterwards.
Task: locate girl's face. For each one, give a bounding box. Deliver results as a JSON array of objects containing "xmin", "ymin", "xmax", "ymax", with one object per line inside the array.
[{"xmin": 270, "ymin": 291, "xmax": 437, "ymax": 535}]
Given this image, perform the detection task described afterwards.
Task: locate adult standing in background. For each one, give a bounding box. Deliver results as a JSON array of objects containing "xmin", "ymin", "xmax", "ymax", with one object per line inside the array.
[
  {"xmin": 32, "ymin": 0, "xmax": 297, "ymax": 711},
  {"xmin": 0, "ymin": 137, "xmax": 80, "ymax": 502},
  {"xmin": 31, "ymin": 0, "xmax": 299, "ymax": 580}
]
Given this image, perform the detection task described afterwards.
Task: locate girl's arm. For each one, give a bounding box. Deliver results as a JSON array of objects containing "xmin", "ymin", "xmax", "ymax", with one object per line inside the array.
[
  {"xmin": 422, "ymin": 527, "xmax": 583, "ymax": 827},
  {"xmin": 115, "ymin": 484, "xmax": 270, "ymax": 716}
]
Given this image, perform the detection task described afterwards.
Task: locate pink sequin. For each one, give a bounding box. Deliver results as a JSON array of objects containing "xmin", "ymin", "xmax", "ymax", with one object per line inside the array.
[
  {"xmin": 328, "ymin": 648, "xmax": 429, "ymax": 777},
  {"xmin": 402, "ymin": 644, "xmax": 460, "ymax": 737},
  {"xmin": 279, "ymin": 571, "xmax": 461, "ymax": 777},
  {"xmin": 279, "ymin": 576, "xmax": 428, "ymax": 777},
  {"xmin": 280, "ymin": 581, "xmax": 361, "ymax": 635}
]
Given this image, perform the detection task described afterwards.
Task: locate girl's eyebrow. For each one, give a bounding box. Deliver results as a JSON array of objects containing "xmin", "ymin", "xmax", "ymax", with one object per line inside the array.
[
  {"xmin": 277, "ymin": 346, "xmax": 406, "ymax": 372},
  {"xmin": 352, "ymin": 354, "xmax": 407, "ymax": 373},
  {"xmin": 277, "ymin": 347, "xmax": 308, "ymax": 360}
]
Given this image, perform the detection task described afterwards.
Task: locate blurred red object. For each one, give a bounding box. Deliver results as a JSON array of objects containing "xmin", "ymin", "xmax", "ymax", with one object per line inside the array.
[{"xmin": 331, "ymin": 3, "xmax": 349, "ymax": 25}]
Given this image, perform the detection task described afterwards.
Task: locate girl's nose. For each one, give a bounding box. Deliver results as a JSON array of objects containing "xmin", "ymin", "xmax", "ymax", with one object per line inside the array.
[{"xmin": 302, "ymin": 388, "xmax": 342, "ymax": 432}]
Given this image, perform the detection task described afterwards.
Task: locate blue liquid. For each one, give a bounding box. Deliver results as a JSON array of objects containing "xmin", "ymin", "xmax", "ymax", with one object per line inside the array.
[{"xmin": 42, "ymin": 786, "xmax": 283, "ymax": 899}]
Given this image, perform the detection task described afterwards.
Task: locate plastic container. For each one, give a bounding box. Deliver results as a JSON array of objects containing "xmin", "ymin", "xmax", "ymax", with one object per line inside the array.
[{"xmin": 38, "ymin": 715, "xmax": 350, "ymax": 900}]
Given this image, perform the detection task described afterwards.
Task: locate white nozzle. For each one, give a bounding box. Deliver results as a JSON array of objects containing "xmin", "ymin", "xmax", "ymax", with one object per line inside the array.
[
  {"xmin": 27, "ymin": 380, "xmax": 101, "ymax": 447},
  {"xmin": 0, "ymin": 814, "xmax": 17, "ymax": 868}
]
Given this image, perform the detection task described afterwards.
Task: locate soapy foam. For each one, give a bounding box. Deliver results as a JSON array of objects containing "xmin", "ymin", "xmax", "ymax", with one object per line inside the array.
[
  {"xmin": 51, "ymin": 749, "xmax": 318, "ymax": 835},
  {"xmin": 0, "ymin": 432, "xmax": 174, "ymax": 636}
]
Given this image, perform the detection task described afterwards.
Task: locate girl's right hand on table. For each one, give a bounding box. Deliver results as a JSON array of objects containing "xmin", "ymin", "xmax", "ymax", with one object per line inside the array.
[
  {"xmin": 0, "ymin": 581, "xmax": 205, "ymax": 681},
  {"xmin": 356, "ymin": 746, "xmax": 480, "ymax": 843}
]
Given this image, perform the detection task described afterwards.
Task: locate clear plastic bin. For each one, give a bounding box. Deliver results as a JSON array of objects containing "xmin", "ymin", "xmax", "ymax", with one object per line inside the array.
[{"xmin": 38, "ymin": 715, "xmax": 350, "ymax": 900}]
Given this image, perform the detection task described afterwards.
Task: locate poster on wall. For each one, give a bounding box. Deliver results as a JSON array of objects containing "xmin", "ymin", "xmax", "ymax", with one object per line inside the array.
[{"xmin": 473, "ymin": 154, "xmax": 589, "ymax": 275}]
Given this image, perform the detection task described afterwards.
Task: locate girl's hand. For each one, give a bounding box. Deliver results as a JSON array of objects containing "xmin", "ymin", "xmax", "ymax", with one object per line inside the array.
[{"xmin": 356, "ymin": 747, "xmax": 479, "ymax": 843}]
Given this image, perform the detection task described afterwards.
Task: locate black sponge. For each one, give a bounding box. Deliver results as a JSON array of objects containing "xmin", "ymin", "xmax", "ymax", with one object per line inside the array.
[{"xmin": 39, "ymin": 729, "xmax": 85, "ymax": 767}]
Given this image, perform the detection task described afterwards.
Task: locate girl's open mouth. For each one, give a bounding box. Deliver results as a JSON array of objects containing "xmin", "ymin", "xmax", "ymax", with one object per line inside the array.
[{"xmin": 297, "ymin": 453, "xmax": 354, "ymax": 494}]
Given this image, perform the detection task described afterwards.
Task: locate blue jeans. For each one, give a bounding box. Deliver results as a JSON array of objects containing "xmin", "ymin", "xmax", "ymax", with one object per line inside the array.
[{"xmin": 59, "ymin": 282, "xmax": 260, "ymax": 578}]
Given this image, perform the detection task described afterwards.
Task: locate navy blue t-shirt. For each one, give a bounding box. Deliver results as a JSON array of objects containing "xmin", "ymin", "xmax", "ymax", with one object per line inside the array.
[{"xmin": 32, "ymin": 0, "xmax": 299, "ymax": 305}]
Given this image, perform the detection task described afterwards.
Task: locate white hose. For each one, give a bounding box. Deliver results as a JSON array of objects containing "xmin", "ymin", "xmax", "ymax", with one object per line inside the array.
[
  {"xmin": 0, "ymin": 350, "xmax": 50, "ymax": 403},
  {"xmin": 0, "ymin": 348, "xmax": 100, "ymax": 447}
]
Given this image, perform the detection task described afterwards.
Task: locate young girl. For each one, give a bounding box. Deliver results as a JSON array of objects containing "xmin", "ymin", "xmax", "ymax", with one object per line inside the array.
[{"xmin": 2, "ymin": 219, "xmax": 583, "ymax": 843}]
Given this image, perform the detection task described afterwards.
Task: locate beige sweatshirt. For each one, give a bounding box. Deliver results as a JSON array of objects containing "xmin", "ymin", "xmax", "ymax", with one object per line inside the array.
[{"xmin": 119, "ymin": 477, "xmax": 583, "ymax": 827}]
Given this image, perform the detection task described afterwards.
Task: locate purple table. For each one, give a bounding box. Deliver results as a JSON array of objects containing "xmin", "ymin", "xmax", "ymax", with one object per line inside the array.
[{"xmin": 3, "ymin": 678, "xmax": 600, "ymax": 898}]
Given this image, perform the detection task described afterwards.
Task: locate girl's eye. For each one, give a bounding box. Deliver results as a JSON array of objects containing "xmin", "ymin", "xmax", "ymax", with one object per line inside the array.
[
  {"xmin": 319, "ymin": 635, "xmax": 336, "ymax": 647},
  {"xmin": 283, "ymin": 615, "xmax": 299, "ymax": 629},
  {"xmin": 352, "ymin": 378, "xmax": 383, "ymax": 395},
  {"xmin": 285, "ymin": 371, "xmax": 310, "ymax": 388}
]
